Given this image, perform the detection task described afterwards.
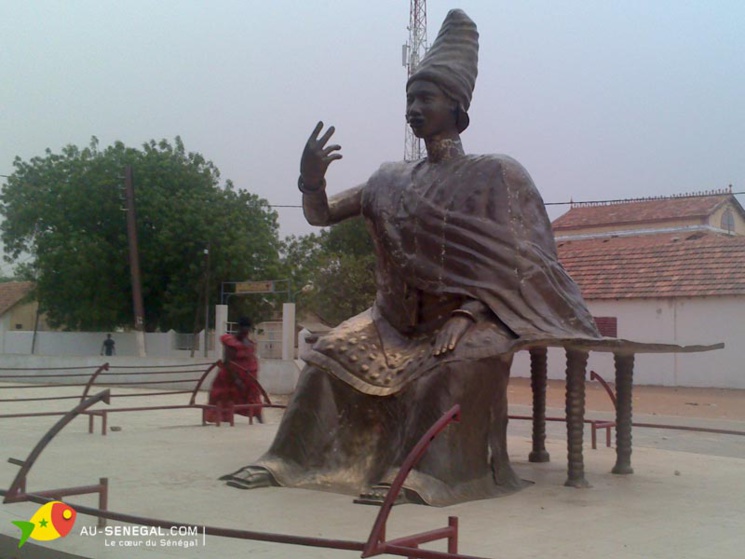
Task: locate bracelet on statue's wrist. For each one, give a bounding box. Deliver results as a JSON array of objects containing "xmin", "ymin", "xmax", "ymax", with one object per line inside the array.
[
  {"xmin": 451, "ymin": 308, "xmax": 477, "ymax": 322},
  {"xmin": 298, "ymin": 176, "xmax": 326, "ymax": 194}
]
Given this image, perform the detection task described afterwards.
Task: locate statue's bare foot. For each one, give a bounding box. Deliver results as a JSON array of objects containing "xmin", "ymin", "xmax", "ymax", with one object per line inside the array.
[
  {"xmin": 354, "ymin": 484, "xmax": 425, "ymax": 506},
  {"xmin": 220, "ymin": 466, "xmax": 277, "ymax": 490}
]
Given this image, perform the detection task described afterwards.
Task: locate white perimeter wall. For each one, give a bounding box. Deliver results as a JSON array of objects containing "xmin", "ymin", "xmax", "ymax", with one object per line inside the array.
[
  {"xmin": 512, "ymin": 296, "xmax": 744, "ymax": 389},
  {"xmin": 0, "ymin": 330, "xmax": 214, "ymax": 360}
]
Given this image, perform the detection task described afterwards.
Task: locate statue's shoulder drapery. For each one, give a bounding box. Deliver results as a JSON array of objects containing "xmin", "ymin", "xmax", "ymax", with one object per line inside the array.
[{"xmin": 304, "ymin": 155, "xmax": 599, "ymax": 396}]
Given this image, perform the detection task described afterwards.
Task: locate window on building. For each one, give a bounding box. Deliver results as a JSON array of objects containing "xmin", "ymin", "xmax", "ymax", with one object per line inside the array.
[
  {"xmin": 593, "ymin": 316, "xmax": 617, "ymax": 338},
  {"xmin": 721, "ymin": 209, "xmax": 735, "ymax": 234}
]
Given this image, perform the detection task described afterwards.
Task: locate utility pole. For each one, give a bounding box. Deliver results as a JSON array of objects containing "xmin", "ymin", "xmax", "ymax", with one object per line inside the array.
[
  {"xmin": 123, "ymin": 166, "xmax": 146, "ymax": 356},
  {"xmin": 403, "ymin": 0, "xmax": 428, "ymax": 161},
  {"xmin": 203, "ymin": 243, "xmax": 210, "ymax": 358}
]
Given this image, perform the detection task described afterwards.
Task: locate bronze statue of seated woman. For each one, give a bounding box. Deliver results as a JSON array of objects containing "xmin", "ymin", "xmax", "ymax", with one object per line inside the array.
[{"xmin": 221, "ymin": 9, "xmax": 600, "ymax": 506}]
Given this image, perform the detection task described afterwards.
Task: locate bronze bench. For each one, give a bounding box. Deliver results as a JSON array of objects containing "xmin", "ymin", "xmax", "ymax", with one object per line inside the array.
[{"xmin": 522, "ymin": 339, "xmax": 722, "ymax": 487}]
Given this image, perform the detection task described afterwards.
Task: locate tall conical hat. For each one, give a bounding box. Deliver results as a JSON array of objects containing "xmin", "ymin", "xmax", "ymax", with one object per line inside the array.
[{"xmin": 407, "ymin": 9, "xmax": 479, "ymax": 132}]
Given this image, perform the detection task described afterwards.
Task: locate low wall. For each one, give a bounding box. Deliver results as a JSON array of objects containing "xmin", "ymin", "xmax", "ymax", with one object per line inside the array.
[{"xmin": 1, "ymin": 331, "xmax": 215, "ymax": 360}]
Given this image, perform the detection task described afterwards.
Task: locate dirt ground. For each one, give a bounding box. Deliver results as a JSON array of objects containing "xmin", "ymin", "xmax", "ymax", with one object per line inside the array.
[
  {"xmin": 270, "ymin": 377, "xmax": 744, "ymax": 422},
  {"xmin": 507, "ymin": 377, "xmax": 745, "ymax": 421}
]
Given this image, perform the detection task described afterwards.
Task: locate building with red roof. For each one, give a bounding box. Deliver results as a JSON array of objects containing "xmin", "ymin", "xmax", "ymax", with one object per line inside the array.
[{"xmin": 546, "ymin": 188, "xmax": 745, "ymax": 388}]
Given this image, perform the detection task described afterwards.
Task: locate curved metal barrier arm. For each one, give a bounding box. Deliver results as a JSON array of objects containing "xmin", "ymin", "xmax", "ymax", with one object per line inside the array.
[
  {"xmin": 79, "ymin": 363, "xmax": 110, "ymax": 403},
  {"xmin": 226, "ymin": 360, "xmax": 274, "ymax": 406},
  {"xmin": 4, "ymin": 389, "xmax": 111, "ymax": 502},
  {"xmin": 189, "ymin": 361, "xmax": 220, "ymax": 405},
  {"xmin": 362, "ymin": 404, "xmax": 461, "ymax": 558},
  {"xmin": 589, "ymin": 370, "xmax": 617, "ymax": 408}
]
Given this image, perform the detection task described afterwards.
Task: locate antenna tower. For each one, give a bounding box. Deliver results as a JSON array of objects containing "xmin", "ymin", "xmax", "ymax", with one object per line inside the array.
[{"xmin": 403, "ymin": 0, "xmax": 428, "ymax": 161}]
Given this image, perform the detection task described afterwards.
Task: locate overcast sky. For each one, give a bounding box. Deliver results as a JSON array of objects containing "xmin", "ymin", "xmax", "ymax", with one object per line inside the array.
[{"xmin": 2, "ymin": 0, "xmax": 744, "ymax": 254}]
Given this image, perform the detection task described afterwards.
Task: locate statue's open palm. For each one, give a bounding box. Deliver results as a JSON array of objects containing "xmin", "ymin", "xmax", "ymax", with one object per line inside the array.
[{"xmin": 300, "ymin": 121, "xmax": 342, "ymax": 188}]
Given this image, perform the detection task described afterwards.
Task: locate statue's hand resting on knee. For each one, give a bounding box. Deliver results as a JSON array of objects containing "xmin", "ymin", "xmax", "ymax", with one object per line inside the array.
[
  {"xmin": 433, "ymin": 315, "xmax": 472, "ymax": 356},
  {"xmin": 433, "ymin": 300, "xmax": 493, "ymax": 356}
]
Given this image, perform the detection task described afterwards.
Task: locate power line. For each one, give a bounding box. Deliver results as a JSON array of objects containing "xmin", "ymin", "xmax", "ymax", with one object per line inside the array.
[
  {"xmin": 269, "ymin": 190, "xmax": 745, "ymax": 210},
  {"xmin": 5, "ymin": 171, "xmax": 741, "ymax": 210}
]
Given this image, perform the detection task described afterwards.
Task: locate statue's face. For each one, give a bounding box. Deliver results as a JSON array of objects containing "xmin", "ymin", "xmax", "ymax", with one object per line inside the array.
[{"xmin": 406, "ymin": 80, "xmax": 458, "ymax": 139}]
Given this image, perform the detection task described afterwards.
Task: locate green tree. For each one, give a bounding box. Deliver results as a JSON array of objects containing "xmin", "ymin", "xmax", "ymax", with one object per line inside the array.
[
  {"xmin": 281, "ymin": 216, "xmax": 376, "ymax": 326},
  {"xmin": 1, "ymin": 137, "xmax": 280, "ymax": 332}
]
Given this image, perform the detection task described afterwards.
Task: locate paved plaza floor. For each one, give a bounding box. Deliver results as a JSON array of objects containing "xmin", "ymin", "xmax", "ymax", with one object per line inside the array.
[{"xmin": 0, "ymin": 381, "xmax": 743, "ymax": 559}]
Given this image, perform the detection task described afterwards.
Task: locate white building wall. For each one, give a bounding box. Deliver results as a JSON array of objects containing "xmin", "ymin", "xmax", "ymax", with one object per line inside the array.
[{"xmin": 512, "ymin": 296, "xmax": 744, "ymax": 389}]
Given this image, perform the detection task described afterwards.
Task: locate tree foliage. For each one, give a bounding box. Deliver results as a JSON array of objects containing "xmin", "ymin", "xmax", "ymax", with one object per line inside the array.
[
  {"xmin": 1, "ymin": 137, "xmax": 280, "ymax": 332},
  {"xmin": 281, "ymin": 217, "xmax": 376, "ymax": 326}
]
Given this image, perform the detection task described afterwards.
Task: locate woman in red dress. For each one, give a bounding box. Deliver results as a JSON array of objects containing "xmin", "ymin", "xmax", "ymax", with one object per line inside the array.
[{"xmin": 205, "ymin": 317, "xmax": 263, "ymax": 423}]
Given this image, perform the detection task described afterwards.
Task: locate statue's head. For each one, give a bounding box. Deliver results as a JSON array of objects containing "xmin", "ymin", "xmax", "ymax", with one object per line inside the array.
[
  {"xmin": 406, "ymin": 79, "xmax": 461, "ymax": 139},
  {"xmin": 406, "ymin": 9, "xmax": 478, "ymax": 134}
]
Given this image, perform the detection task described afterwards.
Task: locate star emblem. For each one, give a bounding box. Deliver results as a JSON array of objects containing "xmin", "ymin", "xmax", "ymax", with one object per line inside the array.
[{"xmin": 39, "ymin": 518, "xmax": 48, "ymax": 528}]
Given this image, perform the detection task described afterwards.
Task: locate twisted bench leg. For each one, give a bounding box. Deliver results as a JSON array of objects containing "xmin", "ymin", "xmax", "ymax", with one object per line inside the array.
[
  {"xmin": 529, "ymin": 347, "xmax": 550, "ymax": 463},
  {"xmin": 565, "ymin": 349, "xmax": 590, "ymax": 488},
  {"xmin": 612, "ymin": 352, "xmax": 635, "ymax": 475}
]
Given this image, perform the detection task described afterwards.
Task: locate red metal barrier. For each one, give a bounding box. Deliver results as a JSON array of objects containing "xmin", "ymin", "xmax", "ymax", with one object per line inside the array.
[
  {"xmin": 363, "ymin": 405, "xmax": 462, "ymax": 558},
  {"xmin": 4, "ymin": 390, "xmax": 112, "ymax": 527},
  {"xmin": 0, "ymin": 489, "xmax": 488, "ymax": 559},
  {"xmin": 508, "ymin": 415, "xmax": 745, "ymax": 441},
  {"xmin": 3, "ymin": 398, "xmax": 488, "ymax": 559},
  {"xmin": 0, "ymin": 361, "xmax": 230, "ymax": 428},
  {"xmin": 588, "ymin": 370, "xmax": 617, "ymax": 449},
  {"xmin": 0, "ymin": 364, "xmax": 109, "ymax": 408},
  {"xmin": 79, "ymin": 360, "xmax": 285, "ymax": 434}
]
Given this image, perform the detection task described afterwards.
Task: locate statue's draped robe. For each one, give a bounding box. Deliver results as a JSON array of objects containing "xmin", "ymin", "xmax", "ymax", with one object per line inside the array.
[{"xmin": 248, "ymin": 154, "xmax": 599, "ymax": 506}]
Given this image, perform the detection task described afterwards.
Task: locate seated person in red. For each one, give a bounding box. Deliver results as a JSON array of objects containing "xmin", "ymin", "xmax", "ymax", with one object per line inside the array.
[{"xmin": 205, "ymin": 317, "xmax": 263, "ymax": 423}]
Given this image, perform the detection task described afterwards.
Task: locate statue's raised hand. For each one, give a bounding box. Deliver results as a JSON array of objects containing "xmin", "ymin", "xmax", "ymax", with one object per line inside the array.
[{"xmin": 300, "ymin": 121, "xmax": 342, "ymax": 191}]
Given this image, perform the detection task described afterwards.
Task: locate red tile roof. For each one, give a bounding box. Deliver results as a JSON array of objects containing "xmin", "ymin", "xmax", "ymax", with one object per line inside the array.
[
  {"xmin": 0, "ymin": 281, "xmax": 33, "ymax": 316},
  {"xmin": 552, "ymin": 193, "xmax": 738, "ymax": 231},
  {"xmin": 557, "ymin": 232, "xmax": 745, "ymax": 299}
]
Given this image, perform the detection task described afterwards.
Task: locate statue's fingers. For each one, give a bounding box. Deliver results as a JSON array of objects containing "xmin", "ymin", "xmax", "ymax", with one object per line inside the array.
[
  {"xmin": 309, "ymin": 121, "xmax": 324, "ymax": 141},
  {"xmin": 433, "ymin": 335, "xmax": 445, "ymax": 356},
  {"xmin": 318, "ymin": 125, "xmax": 336, "ymax": 146},
  {"xmin": 324, "ymin": 153, "xmax": 343, "ymax": 164},
  {"xmin": 439, "ymin": 332, "xmax": 454, "ymax": 355},
  {"xmin": 448, "ymin": 326, "xmax": 467, "ymax": 352},
  {"xmin": 322, "ymin": 144, "xmax": 342, "ymax": 156}
]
